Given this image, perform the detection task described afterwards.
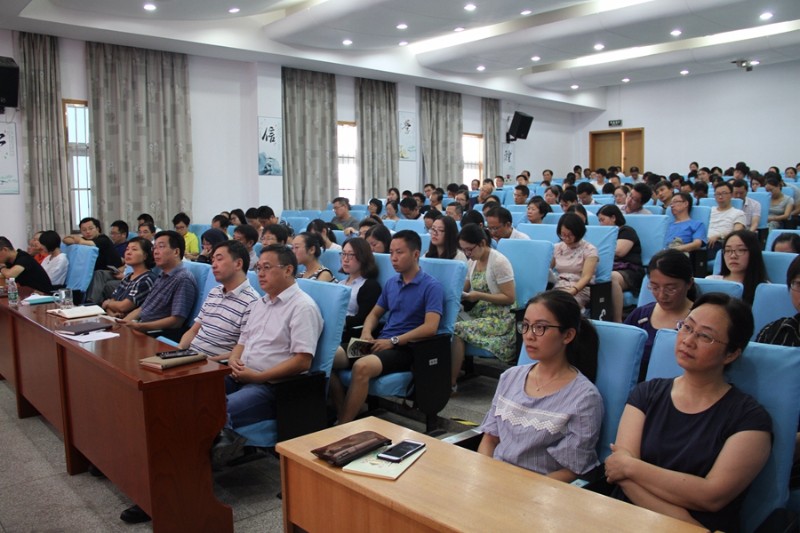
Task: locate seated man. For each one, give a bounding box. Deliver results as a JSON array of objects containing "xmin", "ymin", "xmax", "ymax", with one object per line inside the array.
[
  {"xmin": 707, "ymin": 182, "xmax": 746, "ymax": 256},
  {"xmin": 654, "ymin": 180, "xmax": 674, "ymax": 214},
  {"xmin": 0, "ymin": 236, "xmax": 54, "ymax": 293},
  {"xmin": 62, "ymin": 217, "xmax": 124, "ymax": 272},
  {"xmin": 118, "ymin": 231, "xmax": 198, "ymax": 341},
  {"xmin": 109, "ymin": 220, "xmax": 130, "ymax": 258},
  {"xmin": 233, "ymin": 224, "xmax": 259, "ymax": 270},
  {"xmin": 576, "ymin": 182, "xmax": 597, "ymax": 206},
  {"xmin": 172, "ymin": 212, "xmax": 199, "ymax": 259},
  {"xmin": 399, "ymin": 197, "xmax": 421, "ymax": 220},
  {"xmin": 330, "ymin": 197, "xmax": 359, "ymax": 231},
  {"xmin": 178, "ymin": 240, "xmax": 260, "ymax": 361},
  {"xmin": 213, "ymin": 243, "xmax": 323, "ymax": 463},
  {"xmin": 623, "ymin": 183, "xmax": 654, "ymax": 215},
  {"xmin": 332, "ymin": 230, "xmax": 443, "ymax": 424},
  {"xmin": 137, "ymin": 222, "xmax": 156, "ymax": 242},
  {"xmin": 513, "ymin": 184, "xmax": 530, "ymax": 205},
  {"xmin": 445, "ymin": 202, "xmax": 463, "ymax": 222},
  {"xmin": 486, "ymin": 206, "xmax": 530, "ymax": 243},
  {"xmin": 260, "ymin": 223, "xmax": 289, "ymax": 247}
]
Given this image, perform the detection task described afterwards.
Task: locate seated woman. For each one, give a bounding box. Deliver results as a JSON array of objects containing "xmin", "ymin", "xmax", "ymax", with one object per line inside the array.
[
  {"xmin": 386, "ymin": 187, "xmax": 400, "ymax": 204},
  {"xmin": 597, "ymin": 204, "xmax": 644, "ymax": 323},
  {"xmin": 364, "ymin": 224, "xmax": 391, "ymax": 254},
  {"xmin": 100, "ymin": 237, "xmax": 157, "ymax": 318},
  {"xmin": 607, "ymin": 293, "xmax": 772, "ymax": 532},
  {"xmin": 382, "ymin": 200, "xmax": 400, "ymax": 222},
  {"xmin": 38, "ymin": 230, "xmax": 69, "ymax": 287},
  {"xmin": 772, "ymin": 233, "xmax": 800, "ymax": 254},
  {"xmin": 757, "ymin": 254, "xmax": 800, "ymax": 346},
  {"xmin": 526, "ymin": 196, "xmax": 552, "ymax": 224},
  {"xmin": 707, "ymin": 229, "xmax": 767, "ymax": 304},
  {"xmin": 451, "ymin": 223, "xmax": 517, "ymax": 385},
  {"xmin": 552, "ymin": 213, "xmax": 598, "ymax": 310},
  {"xmin": 478, "ymin": 290, "xmax": 603, "ymax": 481},
  {"xmin": 663, "ymin": 192, "xmax": 706, "ymax": 253},
  {"xmin": 196, "ymin": 228, "xmax": 229, "ymax": 264},
  {"xmin": 614, "ymin": 185, "xmax": 629, "ymax": 209},
  {"xmin": 293, "ymin": 232, "xmax": 333, "ymax": 282},
  {"xmin": 765, "ymin": 175, "xmax": 794, "ymax": 229},
  {"xmin": 259, "ymin": 223, "xmax": 289, "ymax": 248},
  {"xmin": 625, "ymin": 249, "xmax": 695, "ymax": 381},
  {"xmin": 307, "ymin": 219, "xmax": 341, "ymax": 251},
  {"xmin": 367, "ymin": 198, "xmax": 383, "ymax": 217},
  {"xmin": 228, "ymin": 208, "xmax": 246, "ymax": 227},
  {"xmin": 423, "ymin": 209, "xmax": 442, "ymax": 232},
  {"xmin": 426, "ymin": 216, "xmax": 466, "ymax": 262},
  {"xmin": 544, "ymin": 185, "xmax": 562, "ymax": 205}
]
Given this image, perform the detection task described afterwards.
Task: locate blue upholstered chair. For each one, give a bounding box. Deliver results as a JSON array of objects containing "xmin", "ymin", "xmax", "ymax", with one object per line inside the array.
[
  {"xmin": 299, "ymin": 209, "xmax": 322, "ymax": 220},
  {"xmin": 337, "ymin": 258, "xmax": 467, "ymax": 432},
  {"xmin": 636, "ymin": 275, "xmax": 743, "ymax": 307},
  {"xmin": 748, "ymin": 191, "xmax": 771, "ymax": 231},
  {"xmin": 281, "ymin": 210, "xmax": 300, "ymax": 219},
  {"xmin": 188, "ymin": 223, "xmax": 211, "ymax": 236},
  {"xmin": 246, "ymin": 270, "xmax": 265, "ymax": 297},
  {"xmin": 331, "ymin": 230, "xmax": 346, "ymax": 245},
  {"xmin": 751, "ymin": 283, "xmax": 796, "ymax": 340},
  {"xmin": 63, "ymin": 245, "xmax": 100, "ymax": 301},
  {"xmin": 394, "ymin": 219, "xmax": 426, "ymax": 234},
  {"xmin": 284, "ymin": 216, "xmax": 310, "ymax": 233},
  {"xmin": 584, "ymin": 225, "xmax": 619, "ymax": 320},
  {"xmin": 621, "ymin": 215, "xmax": 668, "ymax": 308},
  {"xmin": 320, "ymin": 248, "xmax": 346, "ymax": 281},
  {"xmin": 235, "ymin": 279, "xmax": 351, "ymax": 448},
  {"xmin": 518, "ymin": 320, "xmax": 646, "ymax": 462},
  {"xmin": 516, "ymin": 223, "xmax": 558, "ymax": 243},
  {"xmin": 764, "ymin": 252, "xmax": 799, "ymax": 284},
  {"xmin": 647, "ymin": 330, "xmax": 800, "ymax": 532},
  {"xmin": 320, "ymin": 210, "xmax": 335, "ymax": 222},
  {"xmin": 766, "ymin": 229, "xmax": 800, "ymax": 251},
  {"xmin": 181, "ymin": 260, "xmax": 212, "ymax": 322}
]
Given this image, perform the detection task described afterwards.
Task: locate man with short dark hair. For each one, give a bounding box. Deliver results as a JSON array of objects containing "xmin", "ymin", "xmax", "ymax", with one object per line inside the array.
[
  {"xmin": 513, "ymin": 185, "xmax": 529, "ymax": 205},
  {"xmin": 445, "ymin": 202, "xmax": 463, "ymax": 221},
  {"xmin": 494, "ymin": 175, "xmax": 505, "ymax": 189},
  {"xmin": 138, "ymin": 222, "xmax": 156, "ymax": 242},
  {"xmin": 624, "ymin": 183, "xmax": 653, "ymax": 215},
  {"xmin": 732, "ymin": 179, "xmax": 761, "ymax": 232},
  {"xmin": 399, "ymin": 197, "xmax": 420, "ymax": 219},
  {"xmin": 211, "ymin": 214, "xmax": 231, "ymax": 231},
  {"xmin": 63, "ymin": 217, "xmax": 124, "ymax": 272},
  {"xmin": 708, "ymin": 182, "xmax": 746, "ymax": 253},
  {"xmin": 172, "ymin": 212, "xmax": 199, "ymax": 257},
  {"xmin": 423, "ymin": 183, "xmax": 435, "ymax": 199},
  {"xmin": 486, "ymin": 207, "xmax": 530, "ymax": 243},
  {"xmin": 118, "ymin": 230, "xmax": 198, "ymax": 337},
  {"xmin": 261, "ymin": 223, "xmax": 289, "ymax": 246},
  {"xmin": 109, "ymin": 220, "xmax": 130, "ymax": 258},
  {"xmin": 256, "ymin": 205, "xmax": 278, "ymax": 229},
  {"xmin": 628, "ymin": 166, "xmax": 641, "ymax": 182},
  {"xmin": 0, "ymin": 236, "xmax": 53, "ymax": 293},
  {"xmin": 446, "ymin": 183, "xmax": 460, "ymax": 199},
  {"xmin": 331, "ymin": 230, "xmax": 443, "ymax": 424},
  {"xmin": 331, "ymin": 197, "xmax": 359, "ymax": 230},
  {"xmin": 693, "ymin": 181, "xmax": 709, "ymax": 205},
  {"xmin": 654, "ymin": 181, "xmax": 674, "ymax": 214},
  {"xmin": 576, "ymin": 182, "xmax": 596, "ymax": 206},
  {"xmin": 233, "ymin": 224, "xmax": 260, "ymax": 270}
]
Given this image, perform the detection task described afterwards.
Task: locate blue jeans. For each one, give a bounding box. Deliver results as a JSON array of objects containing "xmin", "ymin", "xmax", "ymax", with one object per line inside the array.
[{"xmin": 224, "ymin": 375, "xmax": 276, "ymax": 429}]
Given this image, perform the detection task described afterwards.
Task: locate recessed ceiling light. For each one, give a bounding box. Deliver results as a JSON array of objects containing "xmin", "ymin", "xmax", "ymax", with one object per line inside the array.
[
  {"xmin": 621, "ymin": 78, "xmax": 630, "ymax": 83},
  {"xmin": 516, "ymin": 67, "xmax": 524, "ymax": 70},
  {"xmin": 342, "ymin": 39, "xmax": 353, "ymax": 46},
  {"xmin": 571, "ymin": 84, "xmax": 579, "ymax": 90},
  {"xmin": 396, "ymin": 23, "xmax": 408, "ymax": 30},
  {"xmin": 228, "ymin": 7, "xmax": 240, "ymax": 14},
  {"xmin": 476, "ymin": 65, "xmax": 486, "ymax": 71},
  {"xmin": 749, "ymin": 60, "xmax": 760, "ymax": 66},
  {"xmin": 464, "ymin": 3, "xmax": 476, "ymax": 11},
  {"xmin": 530, "ymin": 55, "xmax": 541, "ymax": 62},
  {"xmin": 399, "ymin": 41, "xmax": 409, "ymax": 46},
  {"xmin": 760, "ymin": 12, "xmax": 773, "ymax": 21},
  {"xmin": 670, "ymin": 29, "xmax": 682, "ymax": 37},
  {"xmin": 143, "ymin": 3, "xmax": 156, "ymax": 11},
  {"xmin": 680, "ymin": 69, "xmax": 689, "ymax": 75},
  {"xmin": 593, "ymin": 43, "xmax": 605, "ymax": 51},
  {"xmin": 520, "ymin": 9, "xmax": 532, "ymax": 16},
  {"xmin": 454, "ymin": 27, "xmax": 465, "ymax": 32}
]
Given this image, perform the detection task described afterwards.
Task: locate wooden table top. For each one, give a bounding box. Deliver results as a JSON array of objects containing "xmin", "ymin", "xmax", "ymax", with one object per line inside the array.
[{"xmin": 277, "ymin": 417, "xmax": 707, "ymax": 533}]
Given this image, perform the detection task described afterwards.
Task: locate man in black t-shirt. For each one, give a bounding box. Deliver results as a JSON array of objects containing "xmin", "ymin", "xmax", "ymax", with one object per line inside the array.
[
  {"xmin": 0, "ymin": 236, "xmax": 54, "ymax": 293},
  {"xmin": 62, "ymin": 217, "xmax": 123, "ymax": 271}
]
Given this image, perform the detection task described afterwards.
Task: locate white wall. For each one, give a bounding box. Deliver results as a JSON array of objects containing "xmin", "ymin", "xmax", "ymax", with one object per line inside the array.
[
  {"xmin": 573, "ymin": 61, "xmax": 800, "ymax": 175},
  {"xmin": 0, "ymin": 31, "xmax": 26, "ymax": 249}
]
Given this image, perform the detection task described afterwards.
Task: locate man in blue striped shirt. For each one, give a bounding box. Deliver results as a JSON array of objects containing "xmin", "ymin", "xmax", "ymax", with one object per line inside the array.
[{"xmin": 178, "ymin": 240, "xmax": 259, "ymax": 359}]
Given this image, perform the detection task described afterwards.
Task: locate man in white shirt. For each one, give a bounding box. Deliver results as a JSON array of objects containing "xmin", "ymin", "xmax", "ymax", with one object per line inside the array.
[
  {"xmin": 623, "ymin": 183, "xmax": 653, "ymax": 215},
  {"xmin": 708, "ymin": 182, "xmax": 746, "ymax": 256},
  {"xmin": 486, "ymin": 206, "xmax": 530, "ymax": 243},
  {"xmin": 732, "ymin": 179, "xmax": 761, "ymax": 232}
]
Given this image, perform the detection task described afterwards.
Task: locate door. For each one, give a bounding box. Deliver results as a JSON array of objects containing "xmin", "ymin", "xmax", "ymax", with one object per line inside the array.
[{"xmin": 590, "ymin": 128, "xmax": 644, "ymax": 172}]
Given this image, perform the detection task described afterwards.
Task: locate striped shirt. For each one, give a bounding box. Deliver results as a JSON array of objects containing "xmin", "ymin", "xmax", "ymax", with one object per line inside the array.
[
  {"xmin": 110, "ymin": 271, "xmax": 156, "ymax": 308},
  {"xmin": 190, "ymin": 279, "xmax": 260, "ymax": 356}
]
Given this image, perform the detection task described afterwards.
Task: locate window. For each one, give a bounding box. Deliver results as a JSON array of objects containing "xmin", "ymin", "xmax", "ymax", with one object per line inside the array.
[
  {"xmin": 63, "ymin": 100, "xmax": 92, "ymax": 230},
  {"xmin": 463, "ymin": 133, "xmax": 484, "ymax": 185},
  {"xmin": 337, "ymin": 122, "xmax": 357, "ymax": 204}
]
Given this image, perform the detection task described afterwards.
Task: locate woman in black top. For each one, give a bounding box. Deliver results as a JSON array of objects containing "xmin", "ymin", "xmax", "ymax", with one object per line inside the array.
[{"xmin": 597, "ymin": 204, "xmax": 643, "ymax": 323}]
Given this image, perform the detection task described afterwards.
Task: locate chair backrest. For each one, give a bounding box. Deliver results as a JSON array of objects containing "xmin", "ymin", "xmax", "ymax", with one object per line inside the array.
[
  {"xmin": 497, "ymin": 239, "xmax": 553, "ymax": 309},
  {"xmin": 542, "ymin": 212, "xmax": 599, "ymax": 225},
  {"xmin": 319, "ymin": 248, "xmax": 346, "ymax": 281},
  {"xmin": 583, "ymin": 225, "xmax": 619, "ymax": 283},
  {"xmin": 188, "ymin": 223, "xmax": 211, "ymax": 236},
  {"xmin": 63, "ymin": 245, "xmax": 100, "ymax": 292},
  {"xmin": 624, "ymin": 215, "xmax": 668, "ymax": 267},
  {"xmin": 320, "ymin": 210, "xmax": 335, "ymax": 222},
  {"xmin": 418, "ymin": 257, "xmax": 468, "ymax": 336},
  {"xmin": 505, "ymin": 204, "xmax": 527, "ymax": 213},
  {"xmin": 667, "ymin": 204, "xmax": 711, "ymax": 230},
  {"xmin": 246, "ymin": 270, "xmax": 265, "ymax": 297},
  {"xmin": 281, "ymin": 209, "xmax": 300, "ymax": 219},
  {"xmin": 516, "ymin": 223, "xmax": 558, "ymax": 243},
  {"xmin": 394, "ymin": 219, "xmax": 426, "ymax": 234},
  {"xmin": 636, "ymin": 275, "xmax": 744, "ymax": 307},
  {"xmin": 765, "ymin": 229, "xmax": 800, "ymax": 252},
  {"xmin": 647, "ymin": 329, "xmax": 800, "ymax": 531},
  {"xmin": 296, "ymin": 278, "xmax": 351, "ymax": 379},
  {"xmin": 181, "ymin": 261, "xmax": 212, "ymax": 321},
  {"xmin": 763, "ymin": 252, "xmax": 798, "ymax": 284},
  {"xmin": 299, "ymin": 209, "xmax": 322, "ymax": 219},
  {"xmin": 748, "ymin": 191, "xmax": 771, "ymax": 230},
  {"xmin": 382, "ymin": 219, "xmax": 397, "ymax": 231},
  {"xmin": 373, "ymin": 252, "xmax": 395, "ymax": 289},
  {"xmin": 699, "ymin": 197, "xmax": 744, "ymax": 210},
  {"xmin": 752, "ymin": 283, "xmax": 796, "ymax": 339},
  {"xmin": 285, "ymin": 217, "xmax": 310, "ymax": 233},
  {"xmin": 419, "ymin": 233, "xmax": 431, "ymax": 252},
  {"xmin": 253, "ymin": 242, "xmax": 263, "ymax": 257},
  {"xmin": 331, "ymin": 230, "xmax": 346, "ymax": 245},
  {"xmin": 518, "ymin": 320, "xmax": 646, "ymax": 462}
]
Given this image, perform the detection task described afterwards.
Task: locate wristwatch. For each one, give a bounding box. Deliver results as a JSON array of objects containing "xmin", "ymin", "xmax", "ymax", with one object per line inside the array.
[{"xmin": 390, "ymin": 336, "xmax": 400, "ymax": 346}]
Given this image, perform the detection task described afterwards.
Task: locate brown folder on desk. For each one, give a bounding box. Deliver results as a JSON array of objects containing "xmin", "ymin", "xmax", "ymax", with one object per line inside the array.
[
  {"xmin": 139, "ymin": 354, "xmax": 207, "ymax": 370},
  {"xmin": 311, "ymin": 431, "xmax": 391, "ymax": 467}
]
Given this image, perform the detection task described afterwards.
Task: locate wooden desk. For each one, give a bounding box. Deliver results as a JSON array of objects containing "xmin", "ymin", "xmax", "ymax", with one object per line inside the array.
[
  {"xmin": 277, "ymin": 417, "xmax": 706, "ymax": 533},
  {"xmin": 0, "ymin": 296, "xmax": 233, "ymax": 533}
]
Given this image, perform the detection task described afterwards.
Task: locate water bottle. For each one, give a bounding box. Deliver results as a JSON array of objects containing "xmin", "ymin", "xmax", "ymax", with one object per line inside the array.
[{"xmin": 7, "ymin": 277, "xmax": 18, "ymax": 307}]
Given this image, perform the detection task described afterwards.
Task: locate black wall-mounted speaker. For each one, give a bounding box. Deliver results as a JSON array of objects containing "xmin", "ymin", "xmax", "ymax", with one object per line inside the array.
[
  {"xmin": 0, "ymin": 57, "xmax": 20, "ymax": 109},
  {"xmin": 507, "ymin": 111, "xmax": 533, "ymax": 142}
]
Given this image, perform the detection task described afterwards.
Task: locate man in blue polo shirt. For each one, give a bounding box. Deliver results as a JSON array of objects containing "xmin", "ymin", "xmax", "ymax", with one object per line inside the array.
[
  {"xmin": 333, "ymin": 230, "xmax": 443, "ymax": 424},
  {"xmin": 118, "ymin": 230, "xmax": 197, "ymax": 341}
]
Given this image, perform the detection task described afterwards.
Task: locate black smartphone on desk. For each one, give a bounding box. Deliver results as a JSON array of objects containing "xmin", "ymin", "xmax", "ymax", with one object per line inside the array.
[
  {"xmin": 156, "ymin": 349, "xmax": 199, "ymax": 359},
  {"xmin": 377, "ymin": 440, "xmax": 426, "ymax": 463}
]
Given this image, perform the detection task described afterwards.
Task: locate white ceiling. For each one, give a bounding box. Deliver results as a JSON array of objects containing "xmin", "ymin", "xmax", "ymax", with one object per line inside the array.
[{"xmin": 1, "ymin": 0, "xmax": 798, "ymax": 110}]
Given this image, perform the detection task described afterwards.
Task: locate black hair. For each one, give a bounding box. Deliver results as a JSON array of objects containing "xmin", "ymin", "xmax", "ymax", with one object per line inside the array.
[
  {"xmin": 674, "ymin": 191, "xmax": 694, "ymax": 213},
  {"xmin": 773, "ymin": 233, "xmax": 800, "ymax": 254},
  {"xmin": 211, "ymin": 215, "xmax": 230, "ymax": 229},
  {"xmin": 690, "ymin": 293, "xmax": 753, "ymax": 356},
  {"xmin": 38, "ymin": 230, "xmax": 61, "ymax": 252},
  {"xmin": 111, "ymin": 220, "xmax": 129, "ymax": 236},
  {"xmin": 601, "ymin": 183, "xmax": 616, "ymax": 194},
  {"xmin": 719, "ymin": 230, "xmax": 767, "ymax": 304},
  {"xmin": 172, "ymin": 212, "xmax": 191, "ymax": 227},
  {"xmin": 515, "ymin": 184, "xmax": 530, "ymax": 197},
  {"xmin": 126, "ymin": 237, "xmax": 155, "ymax": 269},
  {"xmin": 229, "ymin": 209, "xmax": 247, "ymax": 226},
  {"xmin": 485, "ymin": 206, "xmax": 513, "ymax": 226},
  {"xmin": 212, "ymin": 239, "xmax": 250, "ymax": 273},
  {"xmin": 545, "ymin": 185, "xmax": 562, "ymax": 202},
  {"xmin": 137, "ymin": 213, "xmax": 154, "ymax": 224},
  {"xmin": 648, "ymin": 249, "xmax": 697, "ymax": 301},
  {"xmin": 461, "ymin": 209, "xmax": 484, "ymax": 225},
  {"xmin": 138, "ymin": 222, "xmax": 156, "ymax": 234},
  {"xmin": 233, "ymin": 224, "xmax": 259, "ymax": 245},
  {"xmin": 295, "ymin": 231, "xmax": 324, "ymax": 259},
  {"xmin": 576, "ymin": 182, "xmax": 595, "ymax": 196},
  {"xmin": 447, "ymin": 202, "xmax": 464, "ymax": 216},
  {"xmin": 368, "ymin": 198, "xmax": 383, "ymax": 215},
  {"xmin": 257, "ymin": 205, "xmax": 275, "ymax": 220},
  {"xmin": 80, "ymin": 217, "xmax": 102, "ymax": 232},
  {"xmin": 399, "ymin": 197, "xmax": 419, "ymax": 212},
  {"xmin": 557, "ymin": 213, "xmax": 586, "ymax": 241},
  {"xmin": 392, "ymin": 229, "xmax": 422, "ymax": 252},
  {"xmin": 426, "ymin": 215, "xmax": 460, "ymax": 260},
  {"xmin": 566, "ymin": 204, "xmax": 588, "ymax": 223},
  {"xmin": 201, "ymin": 228, "xmax": 229, "ymax": 248},
  {"xmin": 364, "ymin": 224, "xmax": 392, "ymax": 253},
  {"xmin": 597, "ymin": 204, "xmax": 626, "ymax": 226},
  {"xmin": 261, "ymin": 243, "xmax": 298, "ymax": 276},
  {"xmin": 265, "ymin": 223, "xmax": 289, "ymax": 245},
  {"xmin": 787, "ymin": 255, "xmax": 800, "ymax": 287},
  {"xmin": 693, "ymin": 181, "xmax": 708, "ymax": 194},
  {"xmin": 342, "ymin": 237, "xmax": 378, "ymax": 279},
  {"xmin": 527, "ymin": 290, "xmax": 598, "ymax": 383},
  {"xmin": 560, "ymin": 190, "xmax": 578, "ymax": 204},
  {"xmin": 154, "ymin": 230, "xmax": 186, "ymax": 260},
  {"xmin": 527, "ymin": 196, "xmax": 552, "ymax": 219},
  {"xmin": 384, "ymin": 200, "xmax": 399, "ymax": 215},
  {"xmin": 423, "ymin": 209, "xmax": 443, "ymax": 221},
  {"xmin": 458, "ymin": 222, "xmax": 490, "ymax": 245}
]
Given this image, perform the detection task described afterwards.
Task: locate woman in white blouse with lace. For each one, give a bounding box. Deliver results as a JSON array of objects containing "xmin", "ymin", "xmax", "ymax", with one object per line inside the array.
[{"xmin": 38, "ymin": 230, "xmax": 69, "ymax": 286}]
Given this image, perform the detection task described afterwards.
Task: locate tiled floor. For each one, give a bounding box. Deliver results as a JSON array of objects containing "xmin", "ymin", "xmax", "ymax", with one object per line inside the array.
[{"xmin": 0, "ymin": 364, "xmax": 499, "ymax": 532}]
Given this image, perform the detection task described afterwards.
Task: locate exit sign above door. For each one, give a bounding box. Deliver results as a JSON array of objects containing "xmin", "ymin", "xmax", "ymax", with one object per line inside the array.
[{"xmin": 608, "ymin": 120, "xmax": 622, "ymax": 127}]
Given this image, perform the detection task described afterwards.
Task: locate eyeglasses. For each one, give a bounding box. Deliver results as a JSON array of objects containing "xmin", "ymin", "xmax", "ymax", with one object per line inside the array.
[
  {"xmin": 487, "ymin": 225, "xmax": 502, "ymax": 234},
  {"xmin": 676, "ymin": 320, "xmax": 727, "ymax": 346},
  {"xmin": 254, "ymin": 264, "xmax": 286, "ymax": 273},
  {"xmin": 516, "ymin": 322, "xmax": 565, "ymax": 336},
  {"xmin": 429, "ymin": 227, "xmax": 443, "ymax": 235},
  {"xmin": 790, "ymin": 280, "xmax": 800, "ymax": 293},
  {"xmin": 461, "ymin": 243, "xmax": 479, "ymax": 255},
  {"xmin": 647, "ymin": 283, "xmax": 681, "ymax": 296},
  {"xmin": 339, "ymin": 252, "xmax": 356, "ymax": 260},
  {"xmin": 723, "ymin": 248, "xmax": 748, "ymax": 257}
]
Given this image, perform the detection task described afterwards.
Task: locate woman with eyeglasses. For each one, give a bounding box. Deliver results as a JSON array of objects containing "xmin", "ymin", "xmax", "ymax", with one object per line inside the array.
[
  {"xmin": 450, "ymin": 223, "xmax": 517, "ymax": 387},
  {"xmin": 625, "ymin": 249, "xmax": 695, "ymax": 381},
  {"xmin": 292, "ymin": 232, "xmax": 334, "ymax": 282},
  {"xmin": 426, "ymin": 216, "xmax": 466, "ymax": 262},
  {"xmin": 706, "ymin": 229, "xmax": 767, "ymax": 304},
  {"xmin": 477, "ymin": 290, "xmax": 603, "ymax": 481},
  {"xmin": 607, "ymin": 293, "xmax": 771, "ymax": 532},
  {"xmin": 663, "ymin": 192, "xmax": 706, "ymax": 253},
  {"xmin": 552, "ymin": 213, "xmax": 598, "ymax": 310}
]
